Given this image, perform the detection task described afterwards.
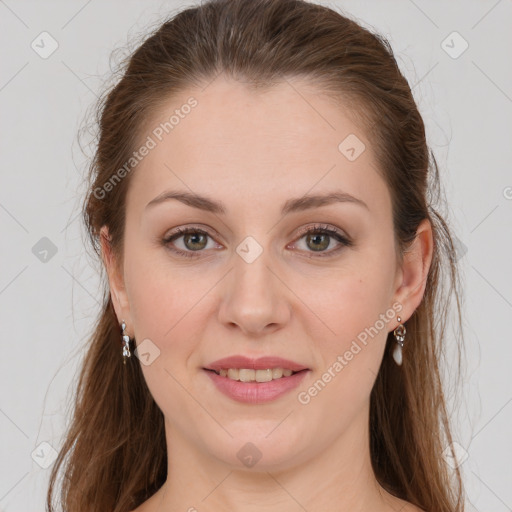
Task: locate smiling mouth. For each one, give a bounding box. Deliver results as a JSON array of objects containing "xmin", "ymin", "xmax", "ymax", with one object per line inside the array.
[{"xmin": 204, "ymin": 367, "xmax": 306, "ymax": 382}]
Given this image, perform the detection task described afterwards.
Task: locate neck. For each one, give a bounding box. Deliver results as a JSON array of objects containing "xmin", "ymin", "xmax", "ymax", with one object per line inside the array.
[{"xmin": 147, "ymin": 408, "xmax": 401, "ymax": 512}]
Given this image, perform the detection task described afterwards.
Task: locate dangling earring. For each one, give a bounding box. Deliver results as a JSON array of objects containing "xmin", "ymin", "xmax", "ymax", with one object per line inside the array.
[
  {"xmin": 121, "ymin": 320, "xmax": 132, "ymax": 364},
  {"xmin": 393, "ymin": 316, "xmax": 406, "ymax": 366}
]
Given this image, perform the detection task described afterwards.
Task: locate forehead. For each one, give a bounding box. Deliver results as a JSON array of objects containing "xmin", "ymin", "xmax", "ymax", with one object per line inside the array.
[{"xmin": 126, "ymin": 75, "xmax": 389, "ymax": 217}]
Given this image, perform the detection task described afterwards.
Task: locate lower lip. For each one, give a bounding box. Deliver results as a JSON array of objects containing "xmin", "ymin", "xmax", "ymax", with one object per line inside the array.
[{"xmin": 204, "ymin": 369, "xmax": 309, "ymax": 404}]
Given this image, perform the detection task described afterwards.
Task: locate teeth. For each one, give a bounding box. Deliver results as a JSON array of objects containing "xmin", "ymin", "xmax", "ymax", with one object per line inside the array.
[
  {"xmin": 215, "ymin": 367, "xmax": 297, "ymax": 382},
  {"xmin": 227, "ymin": 368, "xmax": 239, "ymax": 380},
  {"xmin": 272, "ymin": 368, "xmax": 283, "ymax": 379}
]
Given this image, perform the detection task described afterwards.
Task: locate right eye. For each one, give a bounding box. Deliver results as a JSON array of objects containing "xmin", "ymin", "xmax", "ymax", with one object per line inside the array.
[{"xmin": 162, "ymin": 226, "xmax": 221, "ymax": 258}]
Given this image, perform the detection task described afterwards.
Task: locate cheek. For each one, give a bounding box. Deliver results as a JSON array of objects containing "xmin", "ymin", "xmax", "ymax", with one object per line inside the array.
[
  {"xmin": 298, "ymin": 247, "xmax": 396, "ymax": 381},
  {"xmin": 123, "ymin": 246, "xmax": 224, "ymax": 390},
  {"xmin": 123, "ymin": 247, "xmax": 198, "ymax": 345},
  {"xmin": 315, "ymin": 279, "xmax": 389, "ymax": 374},
  {"xmin": 305, "ymin": 267, "xmax": 393, "ymax": 340},
  {"xmin": 295, "ymin": 274, "xmax": 393, "ymax": 429},
  {"xmin": 123, "ymin": 250, "xmax": 209, "ymax": 412}
]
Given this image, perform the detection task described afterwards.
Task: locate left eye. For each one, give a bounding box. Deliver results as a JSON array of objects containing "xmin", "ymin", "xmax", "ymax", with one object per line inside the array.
[{"xmin": 290, "ymin": 225, "xmax": 352, "ymax": 256}]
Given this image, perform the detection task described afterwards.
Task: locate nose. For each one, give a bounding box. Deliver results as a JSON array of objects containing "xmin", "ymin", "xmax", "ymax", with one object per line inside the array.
[{"xmin": 217, "ymin": 245, "xmax": 291, "ymax": 336}]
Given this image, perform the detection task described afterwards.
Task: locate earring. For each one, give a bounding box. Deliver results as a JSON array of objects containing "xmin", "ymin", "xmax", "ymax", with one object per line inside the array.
[
  {"xmin": 392, "ymin": 316, "xmax": 406, "ymax": 366},
  {"xmin": 121, "ymin": 320, "xmax": 132, "ymax": 364}
]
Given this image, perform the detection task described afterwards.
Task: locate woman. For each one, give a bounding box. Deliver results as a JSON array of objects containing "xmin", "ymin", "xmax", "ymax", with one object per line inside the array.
[{"xmin": 47, "ymin": 0, "xmax": 465, "ymax": 510}]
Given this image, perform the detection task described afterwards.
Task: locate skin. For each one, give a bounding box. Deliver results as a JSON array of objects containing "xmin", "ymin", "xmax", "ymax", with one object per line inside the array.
[{"xmin": 101, "ymin": 75, "xmax": 432, "ymax": 512}]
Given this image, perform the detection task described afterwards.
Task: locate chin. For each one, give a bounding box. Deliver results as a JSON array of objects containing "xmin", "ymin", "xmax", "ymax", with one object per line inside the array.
[{"xmin": 208, "ymin": 434, "xmax": 308, "ymax": 472}]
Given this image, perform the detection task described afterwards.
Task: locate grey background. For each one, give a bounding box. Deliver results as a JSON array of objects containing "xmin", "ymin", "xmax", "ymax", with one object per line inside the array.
[{"xmin": 1, "ymin": 0, "xmax": 511, "ymax": 510}]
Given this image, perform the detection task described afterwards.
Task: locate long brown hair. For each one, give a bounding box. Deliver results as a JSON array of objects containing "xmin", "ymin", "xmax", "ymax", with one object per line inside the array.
[{"xmin": 47, "ymin": 0, "xmax": 465, "ymax": 510}]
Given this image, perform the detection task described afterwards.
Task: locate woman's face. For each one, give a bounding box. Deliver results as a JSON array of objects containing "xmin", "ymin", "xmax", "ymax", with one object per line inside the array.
[{"xmin": 104, "ymin": 75, "xmax": 417, "ymax": 472}]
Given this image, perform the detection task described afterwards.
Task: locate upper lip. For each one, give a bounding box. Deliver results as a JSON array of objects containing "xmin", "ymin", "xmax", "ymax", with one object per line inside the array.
[{"xmin": 204, "ymin": 355, "xmax": 310, "ymax": 372}]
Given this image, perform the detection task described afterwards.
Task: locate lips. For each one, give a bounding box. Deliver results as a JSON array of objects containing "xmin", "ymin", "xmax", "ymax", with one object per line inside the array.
[
  {"xmin": 204, "ymin": 365, "xmax": 310, "ymax": 403},
  {"xmin": 204, "ymin": 355, "xmax": 310, "ymax": 373}
]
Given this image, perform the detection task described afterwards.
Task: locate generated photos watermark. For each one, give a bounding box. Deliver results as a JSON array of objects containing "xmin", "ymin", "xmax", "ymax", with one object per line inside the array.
[
  {"xmin": 297, "ymin": 301, "xmax": 403, "ymax": 405},
  {"xmin": 93, "ymin": 96, "xmax": 198, "ymax": 200}
]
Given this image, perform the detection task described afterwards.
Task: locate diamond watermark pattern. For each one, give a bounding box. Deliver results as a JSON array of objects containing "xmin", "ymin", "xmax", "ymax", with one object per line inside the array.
[
  {"xmin": 237, "ymin": 442, "xmax": 262, "ymax": 468},
  {"xmin": 31, "ymin": 441, "xmax": 58, "ymax": 469},
  {"xmin": 442, "ymin": 441, "xmax": 469, "ymax": 469},
  {"xmin": 236, "ymin": 236, "xmax": 263, "ymax": 264},
  {"xmin": 338, "ymin": 134, "xmax": 366, "ymax": 161},
  {"xmin": 452, "ymin": 236, "xmax": 468, "ymax": 261},
  {"xmin": 32, "ymin": 237, "xmax": 58, "ymax": 263},
  {"xmin": 441, "ymin": 31, "xmax": 469, "ymax": 59},
  {"xmin": 31, "ymin": 31, "xmax": 59, "ymax": 59},
  {"xmin": 134, "ymin": 338, "xmax": 161, "ymax": 366}
]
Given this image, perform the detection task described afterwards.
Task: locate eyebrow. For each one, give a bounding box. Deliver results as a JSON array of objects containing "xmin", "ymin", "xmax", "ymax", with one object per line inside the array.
[{"xmin": 145, "ymin": 189, "xmax": 369, "ymax": 215}]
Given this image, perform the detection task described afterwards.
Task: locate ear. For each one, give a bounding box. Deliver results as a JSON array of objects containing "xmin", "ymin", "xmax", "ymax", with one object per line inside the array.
[
  {"xmin": 100, "ymin": 225, "xmax": 131, "ymax": 329},
  {"xmin": 392, "ymin": 218, "xmax": 434, "ymax": 323}
]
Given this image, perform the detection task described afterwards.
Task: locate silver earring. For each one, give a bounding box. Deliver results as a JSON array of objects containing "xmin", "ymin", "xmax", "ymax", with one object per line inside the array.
[
  {"xmin": 393, "ymin": 317, "xmax": 406, "ymax": 366},
  {"xmin": 121, "ymin": 320, "xmax": 132, "ymax": 364}
]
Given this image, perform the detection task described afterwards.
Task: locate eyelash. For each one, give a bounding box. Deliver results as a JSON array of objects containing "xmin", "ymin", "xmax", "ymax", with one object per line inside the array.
[{"xmin": 162, "ymin": 223, "xmax": 352, "ymax": 259}]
